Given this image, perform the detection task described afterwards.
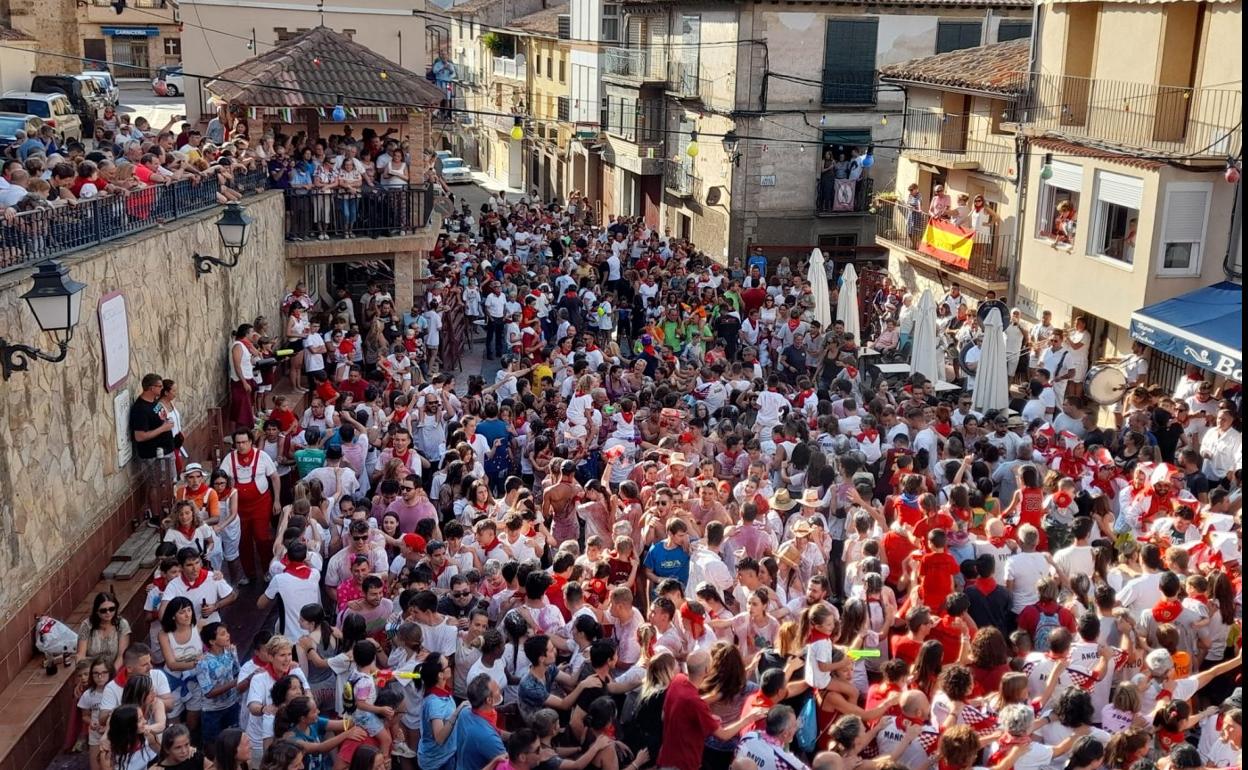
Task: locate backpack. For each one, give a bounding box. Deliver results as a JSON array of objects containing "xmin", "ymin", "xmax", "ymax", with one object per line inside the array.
[
  {"xmin": 1032, "ymin": 608, "xmax": 1062, "ymax": 652},
  {"xmin": 795, "ymin": 693, "xmax": 819, "ymax": 754}
]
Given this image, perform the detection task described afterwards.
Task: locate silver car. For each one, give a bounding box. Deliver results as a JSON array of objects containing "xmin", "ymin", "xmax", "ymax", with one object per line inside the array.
[{"xmin": 441, "ymin": 157, "xmax": 473, "ymax": 184}]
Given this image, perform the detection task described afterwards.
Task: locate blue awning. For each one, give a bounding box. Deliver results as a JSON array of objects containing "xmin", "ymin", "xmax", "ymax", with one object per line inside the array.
[
  {"xmin": 1130, "ymin": 281, "xmax": 1243, "ymax": 383},
  {"xmin": 101, "ymin": 26, "xmax": 160, "ymax": 37}
]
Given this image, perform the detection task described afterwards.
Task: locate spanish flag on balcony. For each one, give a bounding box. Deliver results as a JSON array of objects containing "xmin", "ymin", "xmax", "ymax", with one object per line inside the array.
[{"xmin": 919, "ymin": 218, "xmax": 975, "ymax": 268}]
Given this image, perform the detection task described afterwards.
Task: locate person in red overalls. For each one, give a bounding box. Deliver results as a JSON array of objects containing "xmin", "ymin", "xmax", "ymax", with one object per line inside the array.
[{"xmin": 217, "ymin": 429, "xmax": 281, "ymax": 581}]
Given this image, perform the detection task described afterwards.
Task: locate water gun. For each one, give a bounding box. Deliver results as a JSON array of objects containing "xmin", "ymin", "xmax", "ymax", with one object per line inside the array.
[
  {"xmin": 375, "ymin": 670, "xmax": 421, "ymax": 688},
  {"xmin": 846, "ymin": 649, "xmax": 881, "ymax": 661}
]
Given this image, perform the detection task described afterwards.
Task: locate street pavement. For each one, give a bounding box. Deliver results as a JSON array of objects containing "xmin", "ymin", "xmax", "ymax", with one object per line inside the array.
[{"xmin": 118, "ymin": 82, "xmax": 186, "ymax": 133}]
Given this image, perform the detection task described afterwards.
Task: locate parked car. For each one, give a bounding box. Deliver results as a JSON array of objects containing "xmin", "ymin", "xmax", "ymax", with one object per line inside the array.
[
  {"xmin": 152, "ymin": 65, "xmax": 183, "ymax": 97},
  {"xmin": 0, "ymin": 112, "xmax": 43, "ymax": 153},
  {"xmin": 30, "ymin": 74, "xmax": 105, "ymax": 130},
  {"xmin": 441, "ymin": 157, "xmax": 473, "ymax": 184},
  {"xmin": 0, "ymin": 92, "xmax": 82, "ymax": 143},
  {"xmin": 82, "ymin": 70, "xmax": 120, "ymax": 107}
]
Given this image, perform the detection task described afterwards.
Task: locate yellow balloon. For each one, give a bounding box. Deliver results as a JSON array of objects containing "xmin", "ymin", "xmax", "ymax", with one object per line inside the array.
[{"xmin": 686, "ymin": 141, "xmax": 699, "ymax": 158}]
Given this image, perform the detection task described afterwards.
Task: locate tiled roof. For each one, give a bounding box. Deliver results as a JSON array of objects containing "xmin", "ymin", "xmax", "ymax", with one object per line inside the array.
[
  {"xmin": 448, "ymin": 0, "xmax": 501, "ymax": 16},
  {"xmin": 0, "ymin": 25, "xmax": 35, "ymax": 42},
  {"xmin": 205, "ymin": 26, "xmax": 445, "ymax": 108},
  {"xmin": 880, "ymin": 39, "xmax": 1029, "ymax": 95},
  {"xmin": 1031, "ymin": 137, "xmax": 1165, "ymax": 170},
  {"xmin": 510, "ymin": 4, "xmax": 569, "ymax": 36}
]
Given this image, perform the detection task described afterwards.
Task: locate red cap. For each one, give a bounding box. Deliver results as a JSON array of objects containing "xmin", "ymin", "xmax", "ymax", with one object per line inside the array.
[{"xmin": 402, "ymin": 533, "xmax": 427, "ymax": 552}]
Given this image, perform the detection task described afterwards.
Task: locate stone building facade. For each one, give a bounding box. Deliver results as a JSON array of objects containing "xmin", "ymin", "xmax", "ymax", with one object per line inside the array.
[{"xmin": 0, "ymin": 192, "xmax": 287, "ymax": 646}]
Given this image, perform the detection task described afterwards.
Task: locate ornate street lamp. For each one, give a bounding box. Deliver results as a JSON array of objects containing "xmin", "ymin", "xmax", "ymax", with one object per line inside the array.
[
  {"xmin": 193, "ymin": 202, "xmax": 253, "ymax": 276},
  {"xmin": 0, "ymin": 260, "xmax": 87, "ymax": 380}
]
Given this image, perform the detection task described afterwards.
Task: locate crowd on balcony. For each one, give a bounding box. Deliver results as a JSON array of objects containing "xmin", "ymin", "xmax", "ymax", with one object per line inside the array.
[
  {"xmin": 816, "ymin": 145, "xmax": 871, "ymax": 212},
  {"xmin": 266, "ymin": 128, "xmax": 443, "ymax": 240}
]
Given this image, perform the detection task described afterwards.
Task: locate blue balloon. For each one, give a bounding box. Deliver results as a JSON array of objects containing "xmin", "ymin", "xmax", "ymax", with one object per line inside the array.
[
  {"xmin": 861, "ymin": 153, "xmax": 875, "ymax": 168},
  {"xmin": 332, "ymin": 105, "xmax": 346, "ymax": 122}
]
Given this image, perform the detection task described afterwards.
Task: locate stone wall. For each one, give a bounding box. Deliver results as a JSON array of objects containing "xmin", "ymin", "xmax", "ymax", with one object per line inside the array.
[{"xmin": 0, "ymin": 192, "xmax": 287, "ymax": 625}]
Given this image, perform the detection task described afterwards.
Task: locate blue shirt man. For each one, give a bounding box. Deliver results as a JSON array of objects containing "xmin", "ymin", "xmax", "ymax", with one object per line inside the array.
[
  {"xmin": 642, "ymin": 519, "xmax": 691, "ymax": 595},
  {"xmin": 453, "ymin": 702, "xmax": 506, "ymax": 770}
]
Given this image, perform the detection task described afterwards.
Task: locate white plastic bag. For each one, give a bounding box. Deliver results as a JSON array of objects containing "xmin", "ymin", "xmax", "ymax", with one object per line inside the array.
[{"xmin": 35, "ymin": 616, "xmax": 78, "ymax": 659}]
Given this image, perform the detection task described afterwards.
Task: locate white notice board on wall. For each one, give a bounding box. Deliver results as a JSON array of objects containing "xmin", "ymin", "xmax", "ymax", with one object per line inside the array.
[
  {"xmin": 98, "ymin": 292, "xmax": 130, "ymax": 392},
  {"xmin": 114, "ymin": 389, "xmax": 132, "ymax": 468}
]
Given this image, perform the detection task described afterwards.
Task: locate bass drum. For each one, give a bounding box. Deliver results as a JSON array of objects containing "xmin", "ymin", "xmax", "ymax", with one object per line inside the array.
[{"xmin": 1085, "ymin": 364, "xmax": 1128, "ymax": 405}]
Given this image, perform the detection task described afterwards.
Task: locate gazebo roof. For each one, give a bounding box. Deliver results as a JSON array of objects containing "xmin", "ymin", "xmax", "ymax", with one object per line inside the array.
[{"xmin": 205, "ymin": 26, "xmax": 444, "ymax": 108}]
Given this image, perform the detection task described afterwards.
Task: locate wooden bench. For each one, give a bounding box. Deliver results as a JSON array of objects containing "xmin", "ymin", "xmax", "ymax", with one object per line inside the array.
[
  {"xmin": 0, "ymin": 530, "xmax": 158, "ymax": 770},
  {"xmin": 101, "ymin": 527, "xmax": 163, "ymax": 581}
]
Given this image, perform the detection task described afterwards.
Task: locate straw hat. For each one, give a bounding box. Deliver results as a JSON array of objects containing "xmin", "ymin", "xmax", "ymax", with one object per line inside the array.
[
  {"xmin": 790, "ymin": 520, "xmax": 814, "ymax": 538},
  {"xmin": 777, "ymin": 542, "xmax": 803, "ymax": 569},
  {"xmin": 770, "ymin": 489, "xmax": 798, "ymax": 511},
  {"xmin": 799, "ymin": 489, "xmax": 823, "ymax": 508}
]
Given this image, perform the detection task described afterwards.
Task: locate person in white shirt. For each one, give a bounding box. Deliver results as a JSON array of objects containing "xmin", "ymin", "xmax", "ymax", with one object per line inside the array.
[
  {"xmin": 99, "ymin": 645, "xmax": 174, "ymax": 719},
  {"xmin": 1041, "ymin": 331, "xmax": 1075, "ymax": 403},
  {"xmin": 257, "ymin": 542, "xmax": 321, "ymax": 643},
  {"xmin": 1052, "ymin": 517, "xmax": 1096, "ymax": 581},
  {"xmin": 160, "ymin": 549, "xmax": 236, "ymax": 624},
  {"xmin": 1005, "ymin": 525, "xmax": 1055, "ymax": 613},
  {"xmin": 1064, "ymin": 316, "xmax": 1091, "ymax": 397},
  {"xmin": 734, "ymin": 705, "xmax": 809, "ymax": 770},
  {"xmin": 755, "ymin": 378, "xmax": 790, "ymax": 433},
  {"xmin": 1200, "ymin": 408, "xmax": 1241, "ymax": 482}
]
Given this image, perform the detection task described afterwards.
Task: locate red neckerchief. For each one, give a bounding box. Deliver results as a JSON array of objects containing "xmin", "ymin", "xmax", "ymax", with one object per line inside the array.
[
  {"xmin": 857, "ymin": 429, "xmax": 879, "ymax": 443},
  {"xmin": 236, "ymin": 449, "xmax": 255, "ymax": 467},
  {"xmin": 260, "ymin": 660, "xmax": 293, "ymax": 681},
  {"xmin": 114, "ymin": 669, "xmax": 129, "ymax": 687},
  {"xmin": 845, "ymin": 366, "xmax": 859, "ymax": 379},
  {"xmin": 280, "ymin": 557, "xmax": 313, "ymax": 579},
  {"xmin": 680, "ymin": 604, "xmax": 706, "ymax": 639},
  {"xmin": 181, "ymin": 568, "xmax": 209, "ymax": 590},
  {"xmin": 176, "ymin": 524, "xmax": 198, "ymax": 540},
  {"xmin": 475, "ymin": 707, "xmax": 500, "ymax": 730},
  {"xmin": 393, "ymin": 448, "xmax": 411, "ymax": 466},
  {"xmin": 807, "ymin": 629, "xmax": 832, "ymax": 644},
  {"xmin": 1152, "ymin": 598, "xmax": 1184, "ymax": 623},
  {"xmin": 787, "ymin": 318, "xmax": 800, "ymax": 331},
  {"xmin": 152, "ymin": 575, "xmax": 169, "ymax": 591},
  {"xmin": 987, "ymin": 734, "xmax": 1031, "ymax": 766},
  {"xmin": 430, "ymin": 686, "xmax": 453, "ymax": 698},
  {"xmin": 1189, "ymin": 591, "xmax": 1210, "ymax": 608},
  {"xmin": 972, "ymin": 576, "xmax": 998, "ymax": 595}
]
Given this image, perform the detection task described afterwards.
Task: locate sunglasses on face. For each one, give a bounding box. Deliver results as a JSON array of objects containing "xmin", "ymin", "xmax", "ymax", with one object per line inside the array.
[
  {"xmin": 99, "ymin": 606, "xmax": 117, "ymax": 613},
  {"xmin": 353, "ymin": 536, "xmax": 369, "ymax": 542},
  {"xmin": 452, "ymin": 591, "xmax": 471, "ymax": 598}
]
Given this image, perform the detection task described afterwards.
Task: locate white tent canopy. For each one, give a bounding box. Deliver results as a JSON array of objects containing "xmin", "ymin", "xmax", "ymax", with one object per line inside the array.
[
  {"xmin": 972, "ymin": 307, "xmax": 1010, "ymax": 413},
  {"xmin": 836, "ymin": 263, "xmax": 861, "ymax": 344},
  {"xmin": 807, "ymin": 248, "xmax": 832, "ymax": 329}
]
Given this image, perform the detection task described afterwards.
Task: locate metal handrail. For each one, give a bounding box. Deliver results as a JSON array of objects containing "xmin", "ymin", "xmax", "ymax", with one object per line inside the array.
[{"xmin": 0, "ymin": 168, "xmax": 269, "ymax": 273}]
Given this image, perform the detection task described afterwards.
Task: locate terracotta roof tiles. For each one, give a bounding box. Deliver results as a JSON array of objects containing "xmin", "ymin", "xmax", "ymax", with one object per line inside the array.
[
  {"xmin": 205, "ymin": 26, "xmax": 444, "ymax": 108},
  {"xmin": 880, "ymin": 39, "xmax": 1030, "ymax": 95}
]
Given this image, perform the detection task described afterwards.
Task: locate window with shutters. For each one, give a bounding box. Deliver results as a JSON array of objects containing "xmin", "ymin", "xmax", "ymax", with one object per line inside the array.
[
  {"xmin": 1035, "ymin": 161, "xmax": 1082, "ymax": 243},
  {"xmin": 997, "ymin": 21, "xmax": 1031, "ymax": 42},
  {"xmin": 822, "ymin": 18, "xmax": 878, "ymax": 105},
  {"xmin": 1090, "ymin": 170, "xmax": 1143, "ymax": 265},
  {"xmin": 936, "ymin": 21, "xmax": 982, "ymax": 53},
  {"xmin": 1158, "ymin": 182, "xmax": 1211, "ymax": 276}
]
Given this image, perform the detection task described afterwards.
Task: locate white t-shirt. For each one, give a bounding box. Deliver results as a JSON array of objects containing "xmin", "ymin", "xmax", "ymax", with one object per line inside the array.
[
  {"xmin": 466, "ymin": 657, "xmax": 509, "ymax": 701},
  {"xmin": 303, "ymin": 332, "xmax": 326, "ymax": 372},
  {"xmin": 1005, "ymin": 552, "xmax": 1053, "ymax": 613},
  {"xmin": 804, "ymin": 638, "xmax": 834, "ymax": 689},
  {"xmin": 100, "ymin": 669, "xmax": 172, "ymax": 713},
  {"xmin": 756, "ymin": 390, "xmax": 789, "ymax": 427},
  {"xmin": 263, "ymin": 568, "xmax": 322, "ymax": 642},
  {"xmin": 161, "ymin": 573, "xmax": 234, "ymax": 624},
  {"xmin": 417, "ymin": 619, "xmax": 459, "ymax": 657},
  {"xmin": 1052, "ymin": 544, "xmax": 1094, "ymax": 582},
  {"xmin": 245, "ymin": 667, "xmax": 310, "ymax": 744},
  {"xmin": 734, "ymin": 731, "xmax": 810, "ymax": 770}
]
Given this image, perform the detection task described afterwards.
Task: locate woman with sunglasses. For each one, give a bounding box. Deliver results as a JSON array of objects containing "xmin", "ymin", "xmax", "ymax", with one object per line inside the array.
[{"xmin": 77, "ymin": 592, "xmax": 131, "ymax": 672}]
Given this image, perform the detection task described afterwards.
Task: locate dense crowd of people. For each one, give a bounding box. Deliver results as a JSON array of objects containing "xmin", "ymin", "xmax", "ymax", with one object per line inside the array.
[{"xmin": 89, "ymin": 174, "xmax": 1243, "ymax": 770}]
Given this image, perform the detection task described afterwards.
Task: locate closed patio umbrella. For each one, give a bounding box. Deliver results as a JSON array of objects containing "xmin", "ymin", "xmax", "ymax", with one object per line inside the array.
[
  {"xmin": 836, "ymin": 263, "xmax": 861, "ymax": 344},
  {"xmin": 807, "ymin": 248, "xmax": 832, "ymax": 329},
  {"xmin": 972, "ymin": 307, "xmax": 1010, "ymax": 413},
  {"xmin": 909, "ymin": 289, "xmax": 942, "ymax": 382}
]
